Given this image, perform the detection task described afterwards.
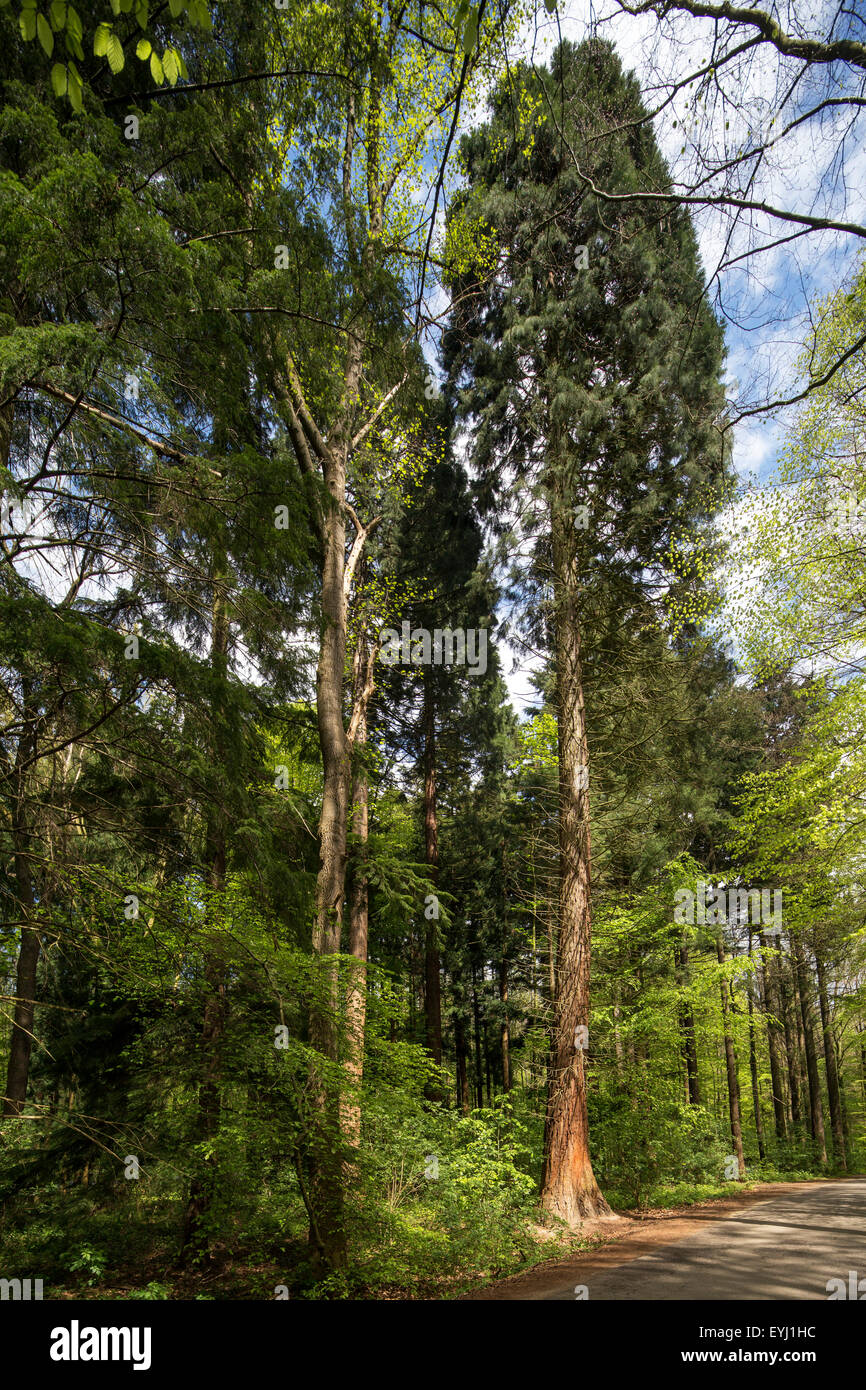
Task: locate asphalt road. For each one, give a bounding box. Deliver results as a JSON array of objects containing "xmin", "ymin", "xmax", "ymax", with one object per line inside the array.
[{"xmin": 535, "ymin": 1179, "xmax": 866, "ymax": 1300}]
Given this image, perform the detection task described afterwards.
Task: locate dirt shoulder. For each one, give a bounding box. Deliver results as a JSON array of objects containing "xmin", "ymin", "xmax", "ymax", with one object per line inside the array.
[{"xmin": 461, "ymin": 1180, "xmax": 846, "ymax": 1301}]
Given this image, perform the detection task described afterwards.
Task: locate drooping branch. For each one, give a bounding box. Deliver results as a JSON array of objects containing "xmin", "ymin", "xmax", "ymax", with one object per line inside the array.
[{"xmin": 32, "ymin": 384, "xmax": 222, "ymax": 475}]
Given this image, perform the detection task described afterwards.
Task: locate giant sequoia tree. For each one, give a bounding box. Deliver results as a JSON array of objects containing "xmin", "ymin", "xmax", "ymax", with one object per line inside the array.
[{"xmin": 445, "ymin": 38, "xmax": 730, "ymax": 1223}]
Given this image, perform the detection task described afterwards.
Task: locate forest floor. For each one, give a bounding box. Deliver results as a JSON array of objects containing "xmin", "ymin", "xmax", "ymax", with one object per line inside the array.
[{"xmin": 463, "ymin": 1177, "xmax": 866, "ymax": 1300}]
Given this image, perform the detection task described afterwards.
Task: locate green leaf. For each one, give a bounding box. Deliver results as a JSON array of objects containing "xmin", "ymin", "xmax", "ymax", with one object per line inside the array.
[
  {"xmin": 135, "ymin": 37, "xmax": 151, "ymax": 59},
  {"xmin": 37, "ymin": 10, "xmax": 54, "ymax": 52},
  {"xmin": 544, "ymin": 0, "xmax": 556, "ymax": 11},
  {"xmin": 149, "ymin": 50, "xmax": 164, "ymax": 84},
  {"xmin": 93, "ymin": 21, "xmax": 110, "ymax": 56},
  {"xmin": 50, "ymin": 60, "xmax": 67, "ymax": 95},
  {"xmin": 168, "ymin": 0, "xmax": 183, "ymax": 15},
  {"xmin": 109, "ymin": 0, "xmax": 121, "ymax": 13},
  {"xmin": 106, "ymin": 31, "xmax": 124, "ymax": 73},
  {"xmin": 162, "ymin": 45, "xmax": 179, "ymax": 84},
  {"xmin": 49, "ymin": 0, "xmax": 66, "ymax": 27},
  {"xmin": 64, "ymin": 3, "xmax": 81, "ymax": 55},
  {"xmin": 19, "ymin": 8, "xmax": 37, "ymax": 40},
  {"xmin": 135, "ymin": 0, "xmax": 148, "ymax": 28},
  {"xmin": 67, "ymin": 59, "xmax": 82, "ymax": 111}
]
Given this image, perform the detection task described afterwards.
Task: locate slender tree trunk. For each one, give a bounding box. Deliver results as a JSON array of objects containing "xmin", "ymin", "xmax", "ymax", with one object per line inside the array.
[
  {"xmin": 815, "ymin": 952, "xmax": 846, "ymax": 1171},
  {"xmin": 455, "ymin": 1014, "xmax": 471, "ymax": 1115},
  {"xmin": 746, "ymin": 949, "xmax": 766, "ymax": 1160},
  {"xmin": 547, "ymin": 907, "xmax": 557, "ymax": 1004},
  {"xmin": 613, "ymin": 986, "xmax": 624, "ymax": 1078},
  {"xmin": 308, "ymin": 433, "xmax": 353, "ymax": 1270},
  {"xmin": 758, "ymin": 928, "xmax": 788, "ymax": 1141},
  {"xmin": 675, "ymin": 937, "xmax": 700, "ymax": 1105},
  {"xmin": 499, "ymin": 956, "xmax": 511, "ymax": 1092},
  {"xmin": 422, "ymin": 676, "xmax": 443, "ymax": 1098},
  {"xmin": 181, "ymin": 583, "xmax": 229, "ymax": 1258},
  {"xmin": 471, "ymin": 963, "xmax": 484, "ymax": 1110},
  {"xmin": 780, "ymin": 952, "xmax": 803, "ymax": 1136},
  {"xmin": 3, "ymin": 830, "xmax": 38, "ymax": 1115},
  {"xmin": 716, "ymin": 930, "xmax": 745, "ymax": 1178},
  {"xmin": 0, "ymin": 413, "xmax": 41, "ymax": 1117},
  {"xmin": 3, "ymin": 680, "xmax": 38, "ymax": 1117},
  {"xmin": 483, "ymin": 1017, "xmax": 492, "ymax": 1105},
  {"xmin": 540, "ymin": 477, "xmax": 610, "ymax": 1224},
  {"xmin": 792, "ymin": 933, "xmax": 827, "ymax": 1165},
  {"xmin": 343, "ymin": 660, "xmax": 370, "ymax": 1150}
]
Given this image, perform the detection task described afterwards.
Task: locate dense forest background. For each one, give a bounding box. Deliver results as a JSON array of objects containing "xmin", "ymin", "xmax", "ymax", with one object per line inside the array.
[{"xmin": 2, "ymin": 0, "xmax": 866, "ymax": 1300}]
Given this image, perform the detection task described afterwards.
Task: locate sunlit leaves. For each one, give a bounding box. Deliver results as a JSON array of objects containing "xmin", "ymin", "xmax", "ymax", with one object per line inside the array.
[
  {"xmin": 92, "ymin": 20, "xmax": 123, "ymax": 74},
  {"xmin": 13, "ymin": 0, "xmax": 206, "ymax": 108},
  {"xmin": 162, "ymin": 45, "xmax": 179, "ymax": 84}
]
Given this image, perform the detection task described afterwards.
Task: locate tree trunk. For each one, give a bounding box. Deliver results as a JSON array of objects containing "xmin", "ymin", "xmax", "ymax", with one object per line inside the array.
[
  {"xmin": 675, "ymin": 937, "xmax": 700, "ymax": 1105},
  {"xmin": 758, "ymin": 928, "xmax": 788, "ymax": 1141},
  {"xmin": 308, "ymin": 442, "xmax": 351, "ymax": 1269},
  {"xmin": 746, "ymin": 935, "xmax": 765, "ymax": 1160},
  {"xmin": 613, "ymin": 986, "xmax": 624, "ymax": 1078},
  {"xmin": 422, "ymin": 675, "xmax": 443, "ymax": 1098},
  {"xmin": 499, "ymin": 956, "xmax": 511, "ymax": 1092},
  {"xmin": 815, "ymin": 951, "xmax": 846, "ymax": 1171},
  {"xmin": 540, "ymin": 479, "xmax": 610, "ymax": 1225},
  {"xmin": 3, "ymin": 682, "xmax": 38, "ymax": 1118},
  {"xmin": 471, "ymin": 963, "xmax": 484, "ymax": 1110},
  {"xmin": 343, "ymin": 676, "xmax": 369, "ymax": 1150},
  {"xmin": 792, "ymin": 933, "xmax": 827, "ymax": 1165},
  {"xmin": 3, "ymin": 832, "xmax": 39, "ymax": 1116},
  {"xmin": 483, "ymin": 1017, "xmax": 492, "ymax": 1105},
  {"xmin": 716, "ymin": 930, "xmax": 745, "ymax": 1178},
  {"xmin": 181, "ymin": 582, "xmax": 229, "ymax": 1259},
  {"xmin": 455, "ymin": 1014, "xmax": 471, "ymax": 1115},
  {"xmin": 780, "ymin": 952, "xmax": 803, "ymax": 1136}
]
